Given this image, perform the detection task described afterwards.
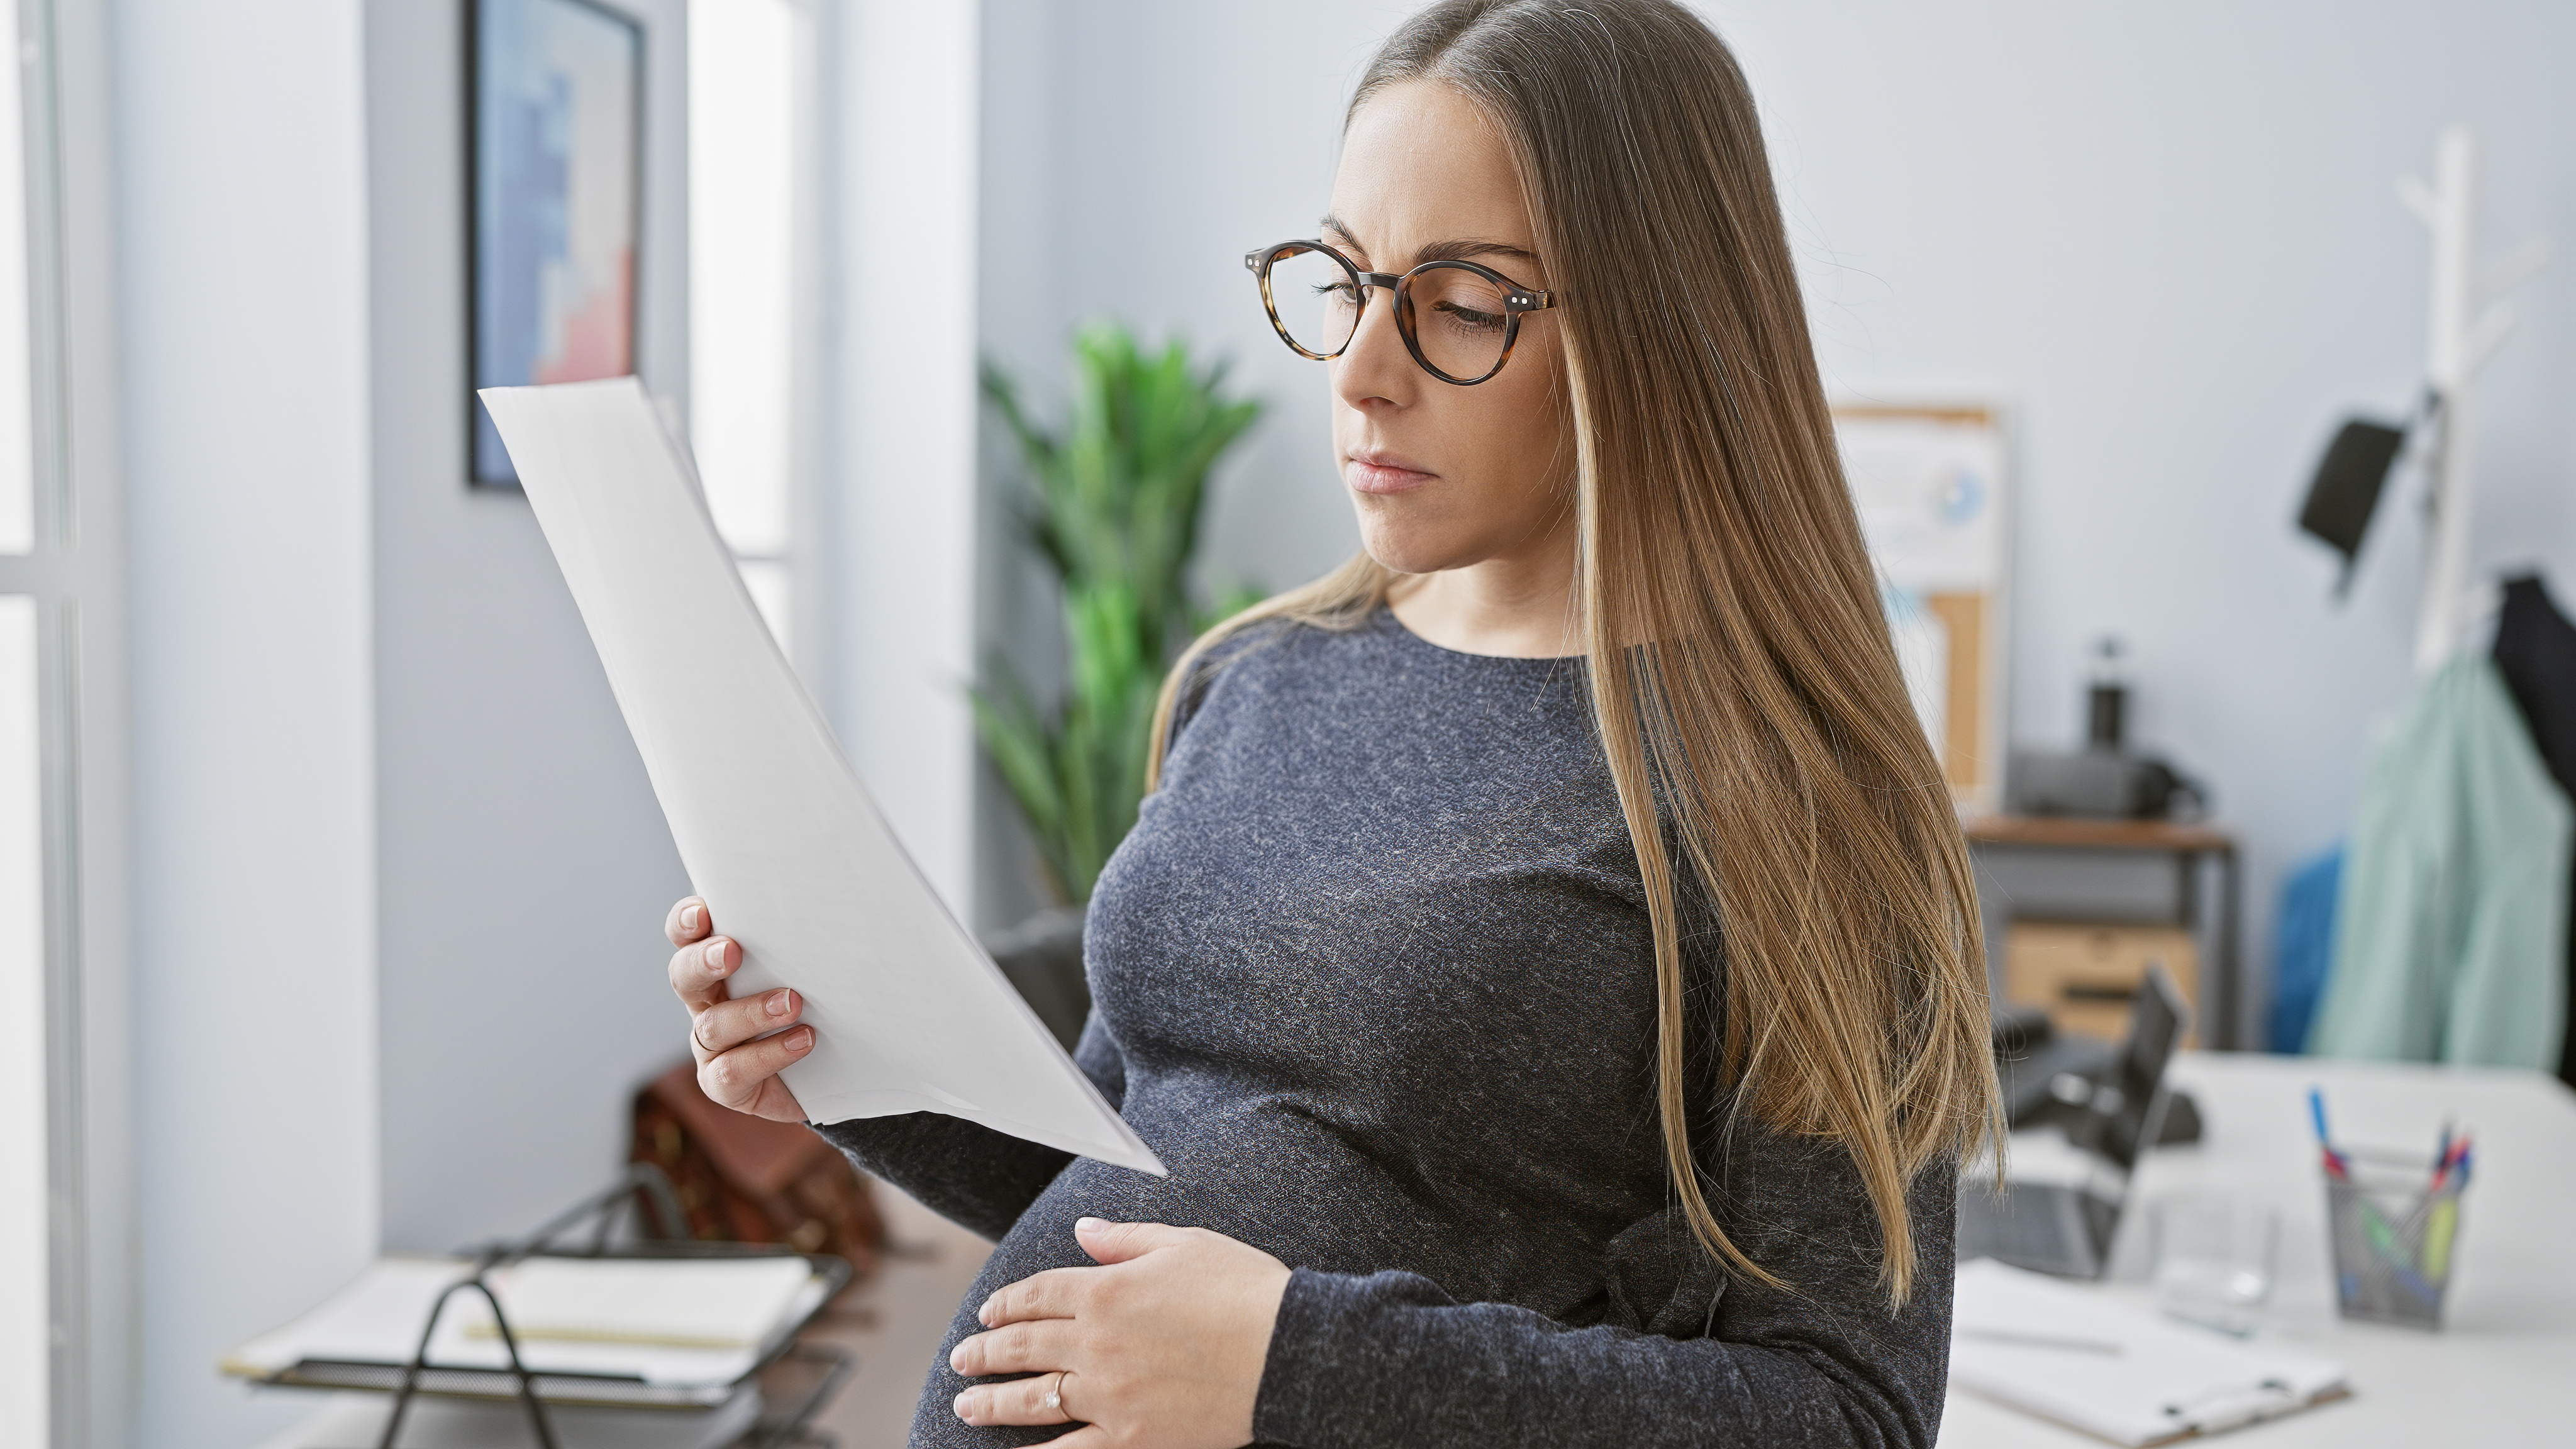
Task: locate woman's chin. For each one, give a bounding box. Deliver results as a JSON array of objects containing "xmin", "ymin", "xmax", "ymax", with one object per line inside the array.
[
  {"xmin": 1352, "ymin": 514, "xmax": 1470, "ymax": 578},
  {"xmin": 1356, "ymin": 535, "xmax": 1454, "ymax": 578}
]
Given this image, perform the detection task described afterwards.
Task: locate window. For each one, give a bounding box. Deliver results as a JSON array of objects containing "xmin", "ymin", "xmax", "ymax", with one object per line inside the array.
[
  {"xmin": 0, "ymin": 0, "xmax": 72, "ymax": 1442},
  {"xmin": 688, "ymin": 0, "xmax": 803, "ymax": 658}
]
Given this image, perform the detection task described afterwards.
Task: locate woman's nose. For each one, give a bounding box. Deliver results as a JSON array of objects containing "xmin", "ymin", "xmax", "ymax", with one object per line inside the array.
[{"xmin": 1332, "ymin": 282, "xmax": 1417, "ymax": 409}]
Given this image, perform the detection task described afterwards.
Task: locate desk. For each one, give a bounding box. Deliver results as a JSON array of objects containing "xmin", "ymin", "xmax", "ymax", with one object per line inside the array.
[
  {"xmin": 1967, "ymin": 817, "xmax": 2245, "ymax": 1046},
  {"xmin": 1938, "ymin": 1053, "xmax": 2576, "ymax": 1445}
]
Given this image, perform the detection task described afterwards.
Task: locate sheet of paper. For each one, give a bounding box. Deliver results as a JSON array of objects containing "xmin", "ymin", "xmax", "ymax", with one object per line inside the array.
[
  {"xmin": 1950, "ymin": 1260, "xmax": 2347, "ymax": 1446},
  {"xmin": 480, "ymin": 377, "xmax": 1162, "ymax": 1174}
]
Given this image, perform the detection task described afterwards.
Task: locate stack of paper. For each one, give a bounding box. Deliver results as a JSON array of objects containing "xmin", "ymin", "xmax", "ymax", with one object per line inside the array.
[
  {"xmin": 1950, "ymin": 1260, "xmax": 2349, "ymax": 1446},
  {"xmin": 253, "ymin": 1388, "xmax": 762, "ymax": 1449},
  {"xmin": 451, "ymin": 1257, "xmax": 816, "ymax": 1349},
  {"xmin": 223, "ymin": 1255, "xmax": 830, "ymax": 1400}
]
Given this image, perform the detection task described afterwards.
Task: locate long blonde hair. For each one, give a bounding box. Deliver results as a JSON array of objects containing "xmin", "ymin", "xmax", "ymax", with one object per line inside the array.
[{"xmin": 1149, "ymin": 0, "xmax": 2000, "ymax": 1306}]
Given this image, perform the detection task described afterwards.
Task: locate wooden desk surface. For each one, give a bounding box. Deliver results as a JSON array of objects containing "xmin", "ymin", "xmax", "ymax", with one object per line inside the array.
[
  {"xmin": 1939, "ymin": 1053, "xmax": 2576, "ymax": 1446},
  {"xmin": 1963, "ymin": 814, "xmax": 2238, "ymax": 853}
]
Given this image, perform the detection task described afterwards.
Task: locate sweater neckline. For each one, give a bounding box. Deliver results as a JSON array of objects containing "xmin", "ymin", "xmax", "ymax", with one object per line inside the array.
[{"xmin": 1374, "ymin": 606, "xmax": 1585, "ymax": 670}]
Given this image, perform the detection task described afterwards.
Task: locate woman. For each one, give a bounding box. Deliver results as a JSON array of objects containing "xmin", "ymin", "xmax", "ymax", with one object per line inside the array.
[{"xmin": 671, "ymin": 2, "xmax": 1999, "ymax": 1445}]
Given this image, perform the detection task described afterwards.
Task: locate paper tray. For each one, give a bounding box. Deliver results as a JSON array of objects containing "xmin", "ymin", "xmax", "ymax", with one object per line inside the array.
[{"xmin": 232, "ymin": 1245, "xmax": 852, "ymax": 1411}]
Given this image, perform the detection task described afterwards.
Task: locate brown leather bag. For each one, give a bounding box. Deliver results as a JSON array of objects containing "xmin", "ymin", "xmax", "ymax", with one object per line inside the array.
[{"xmin": 631, "ymin": 1062, "xmax": 884, "ymax": 1279}]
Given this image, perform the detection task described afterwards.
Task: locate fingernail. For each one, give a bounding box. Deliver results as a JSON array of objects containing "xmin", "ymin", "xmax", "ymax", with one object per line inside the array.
[
  {"xmin": 767, "ymin": 989, "xmax": 794, "ymax": 1018},
  {"xmin": 680, "ymin": 902, "xmax": 701, "ymax": 931},
  {"xmin": 788, "ymin": 1028, "xmax": 814, "ymax": 1052},
  {"xmin": 952, "ymin": 1391, "xmax": 974, "ymax": 1422},
  {"xmin": 1077, "ymin": 1216, "xmax": 1105, "ymax": 1231},
  {"xmin": 978, "ymin": 1293, "xmax": 997, "ymax": 1326},
  {"xmin": 706, "ymin": 938, "xmax": 728, "ymax": 972},
  {"xmin": 948, "ymin": 1344, "xmax": 967, "ymax": 1372}
]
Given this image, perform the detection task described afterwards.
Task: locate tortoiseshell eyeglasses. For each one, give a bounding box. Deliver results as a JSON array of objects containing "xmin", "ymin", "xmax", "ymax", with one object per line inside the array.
[{"xmin": 1243, "ymin": 240, "xmax": 1558, "ymax": 386}]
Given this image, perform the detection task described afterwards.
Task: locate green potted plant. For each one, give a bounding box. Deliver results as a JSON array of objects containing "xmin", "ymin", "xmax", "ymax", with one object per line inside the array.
[{"xmin": 975, "ymin": 324, "xmax": 1262, "ymax": 923}]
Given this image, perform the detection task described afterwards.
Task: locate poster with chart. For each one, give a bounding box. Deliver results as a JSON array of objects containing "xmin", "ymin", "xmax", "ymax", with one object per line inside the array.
[
  {"xmin": 1835, "ymin": 403, "xmax": 2010, "ymax": 811},
  {"xmin": 471, "ymin": 0, "xmax": 644, "ymax": 486}
]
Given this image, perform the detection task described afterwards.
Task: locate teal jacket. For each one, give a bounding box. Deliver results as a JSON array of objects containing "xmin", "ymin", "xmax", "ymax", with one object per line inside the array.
[{"xmin": 2308, "ymin": 654, "xmax": 2572, "ymax": 1067}]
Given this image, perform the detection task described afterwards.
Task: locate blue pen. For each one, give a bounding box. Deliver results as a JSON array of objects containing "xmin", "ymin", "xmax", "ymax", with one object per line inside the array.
[{"xmin": 2308, "ymin": 1087, "xmax": 2346, "ymax": 1175}]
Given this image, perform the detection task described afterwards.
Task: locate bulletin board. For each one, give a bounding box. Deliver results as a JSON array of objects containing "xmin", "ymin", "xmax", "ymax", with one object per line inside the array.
[{"xmin": 1833, "ymin": 402, "xmax": 2011, "ymax": 813}]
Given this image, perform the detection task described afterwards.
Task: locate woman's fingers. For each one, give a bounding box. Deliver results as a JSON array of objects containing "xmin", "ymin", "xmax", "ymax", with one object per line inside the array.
[
  {"xmin": 665, "ymin": 896, "xmax": 711, "ymax": 946},
  {"xmin": 952, "ymin": 1370, "xmax": 1080, "ymax": 1428},
  {"xmin": 950, "ymin": 1318, "xmax": 1078, "ymax": 1378},
  {"xmin": 689, "ymin": 989, "xmax": 804, "ymax": 1060},
  {"xmin": 669, "ymin": 933, "xmax": 738, "ymax": 1016},
  {"xmin": 663, "ymin": 897, "xmax": 809, "ymax": 1123},
  {"xmin": 976, "ymin": 1267, "xmax": 1087, "ymax": 1327},
  {"xmin": 696, "ymin": 1024, "xmax": 814, "ymax": 1116}
]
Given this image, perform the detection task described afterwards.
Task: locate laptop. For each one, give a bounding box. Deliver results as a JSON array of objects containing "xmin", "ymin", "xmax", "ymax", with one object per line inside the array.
[{"xmin": 1957, "ymin": 963, "xmax": 2190, "ymax": 1279}]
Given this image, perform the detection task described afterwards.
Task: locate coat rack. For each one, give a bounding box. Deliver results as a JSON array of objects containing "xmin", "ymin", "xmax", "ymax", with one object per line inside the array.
[{"xmin": 2401, "ymin": 126, "xmax": 2551, "ymax": 674}]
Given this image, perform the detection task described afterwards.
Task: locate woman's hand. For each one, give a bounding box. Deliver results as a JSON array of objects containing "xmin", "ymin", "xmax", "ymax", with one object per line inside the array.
[
  {"xmin": 666, "ymin": 896, "xmax": 810, "ymax": 1122},
  {"xmin": 949, "ymin": 1218, "xmax": 1291, "ymax": 1448}
]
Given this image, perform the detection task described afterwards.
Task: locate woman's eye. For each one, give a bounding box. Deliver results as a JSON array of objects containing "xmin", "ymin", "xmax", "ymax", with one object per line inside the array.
[{"xmin": 1433, "ymin": 301, "xmax": 1504, "ymax": 332}]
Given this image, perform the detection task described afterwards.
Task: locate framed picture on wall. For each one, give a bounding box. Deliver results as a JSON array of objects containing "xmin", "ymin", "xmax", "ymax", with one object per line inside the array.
[
  {"xmin": 470, "ymin": 0, "xmax": 645, "ymax": 487},
  {"xmin": 1833, "ymin": 401, "xmax": 2013, "ymax": 813}
]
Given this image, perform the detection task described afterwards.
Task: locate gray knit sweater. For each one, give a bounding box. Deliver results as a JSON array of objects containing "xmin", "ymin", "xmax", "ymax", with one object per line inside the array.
[{"xmin": 815, "ymin": 609, "xmax": 1955, "ymax": 1448}]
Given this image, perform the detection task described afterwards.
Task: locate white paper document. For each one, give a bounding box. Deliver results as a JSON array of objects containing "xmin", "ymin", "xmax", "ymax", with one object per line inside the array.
[
  {"xmin": 480, "ymin": 377, "xmax": 1162, "ymax": 1174},
  {"xmin": 1950, "ymin": 1260, "xmax": 2348, "ymax": 1446}
]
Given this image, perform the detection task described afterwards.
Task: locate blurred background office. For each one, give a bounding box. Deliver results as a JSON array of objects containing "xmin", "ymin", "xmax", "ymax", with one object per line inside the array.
[{"xmin": 3, "ymin": 1, "xmax": 2573, "ymax": 1445}]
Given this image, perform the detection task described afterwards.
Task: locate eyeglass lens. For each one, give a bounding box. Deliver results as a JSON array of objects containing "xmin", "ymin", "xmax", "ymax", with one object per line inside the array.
[
  {"xmin": 1265, "ymin": 247, "xmax": 1362, "ymax": 358},
  {"xmin": 1266, "ymin": 248, "xmax": 1517, "ymax": 382}
]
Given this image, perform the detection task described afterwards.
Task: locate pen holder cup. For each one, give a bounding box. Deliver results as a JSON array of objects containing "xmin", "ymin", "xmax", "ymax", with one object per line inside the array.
[{"xmin": 2323, "ymin": 1148, "xmax": 2466, "ymax": 1330}]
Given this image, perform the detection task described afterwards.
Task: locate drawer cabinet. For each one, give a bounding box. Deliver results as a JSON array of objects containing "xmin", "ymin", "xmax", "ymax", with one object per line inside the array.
[{"xmin": 2004, "ymin": 921, "xmax": 2200, "ymax": 1046}]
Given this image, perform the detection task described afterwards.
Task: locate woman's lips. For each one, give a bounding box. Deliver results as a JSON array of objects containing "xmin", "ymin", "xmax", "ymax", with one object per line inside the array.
[{"xmin": 1345, "ymin": 454, "xmax": 1436, "ymax": 494}]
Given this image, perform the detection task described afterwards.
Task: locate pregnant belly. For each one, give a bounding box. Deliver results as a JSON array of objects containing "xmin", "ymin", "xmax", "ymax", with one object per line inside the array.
[{"xmin": 894, "ymin": 1084, "xmax": 1633, "ymax": 1447}]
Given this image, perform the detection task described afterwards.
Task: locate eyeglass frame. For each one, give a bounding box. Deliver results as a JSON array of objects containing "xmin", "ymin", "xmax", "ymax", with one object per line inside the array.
[{"xmin": 1241, "ymin": 240, "xmax": 1559, "ymax": 386}]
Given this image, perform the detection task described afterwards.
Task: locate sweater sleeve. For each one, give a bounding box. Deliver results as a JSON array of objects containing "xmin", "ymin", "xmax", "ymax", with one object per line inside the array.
[
  {"xmin": 808, "ymin": 1011, "xmax": 1130, "ymax": 1243},
  {"xmin": 1252, "ymin": 1126, "xmax": 1956, "ymax": 1449}
]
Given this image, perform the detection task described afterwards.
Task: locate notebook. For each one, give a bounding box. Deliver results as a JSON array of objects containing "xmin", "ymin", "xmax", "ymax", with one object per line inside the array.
[{"xmin": 1950, "ymin": 1260, "xmax": 2350, "ymax": 1446}]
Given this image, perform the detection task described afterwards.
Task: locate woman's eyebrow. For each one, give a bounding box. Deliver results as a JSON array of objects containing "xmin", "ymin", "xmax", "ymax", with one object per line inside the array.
[{"xmin": 1318, "ymin": 214, "xmax": 1538, "ymax": 270}]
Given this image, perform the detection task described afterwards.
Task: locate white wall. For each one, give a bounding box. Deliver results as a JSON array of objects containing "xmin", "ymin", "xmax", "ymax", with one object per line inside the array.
[
  {"xmin": 975, "ymin": 0, "xmax": 2576, "ymax": 1031},
  {"xmin": 973, "ymin": 0, "xmax": 1407, "ymax": 921},
  {"xmin": 1723, "ymin": 0, "xmax": 2576, "ymax": 1040},
  {"xmin": 826, "ymin": 0, "xmax": 984, "ymax": 920},
  {"xmin": 365, "ymin": 0, "xmax": 696, "ymax": 1258},
  {"xmin": 117, "ymin": 3, "xmax": 379, "ymax": 1445}
]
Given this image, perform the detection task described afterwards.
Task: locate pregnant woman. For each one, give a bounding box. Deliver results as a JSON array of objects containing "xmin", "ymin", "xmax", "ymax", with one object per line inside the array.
[{"xmin": 670, "ymin": 1, "xmax": 1999, "ymax": 1444}]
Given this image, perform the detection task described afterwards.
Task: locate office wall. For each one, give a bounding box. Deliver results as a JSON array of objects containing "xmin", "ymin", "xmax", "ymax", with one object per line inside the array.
[
  {"xmin": 826, "ymin": 0, "xmax": 985, "ymax": 921},
  {"xmin": 976, "ymin": 0, "xmax": 2576, "ymax": 1035},
  {"xmin": 118, "ymin": 3, "xmax": 379, "ymax": 1445},
  {"xmin": 974, "ymin": 0, "xmax": 1409, "ymax": 923},
  {"xmin": 364, "ymin": 0, "xmax": 696, "ymax": 1260},
  {"xmin": 1722, "ymin": 0, "xmax": 2576, "ymax": 1043}
]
